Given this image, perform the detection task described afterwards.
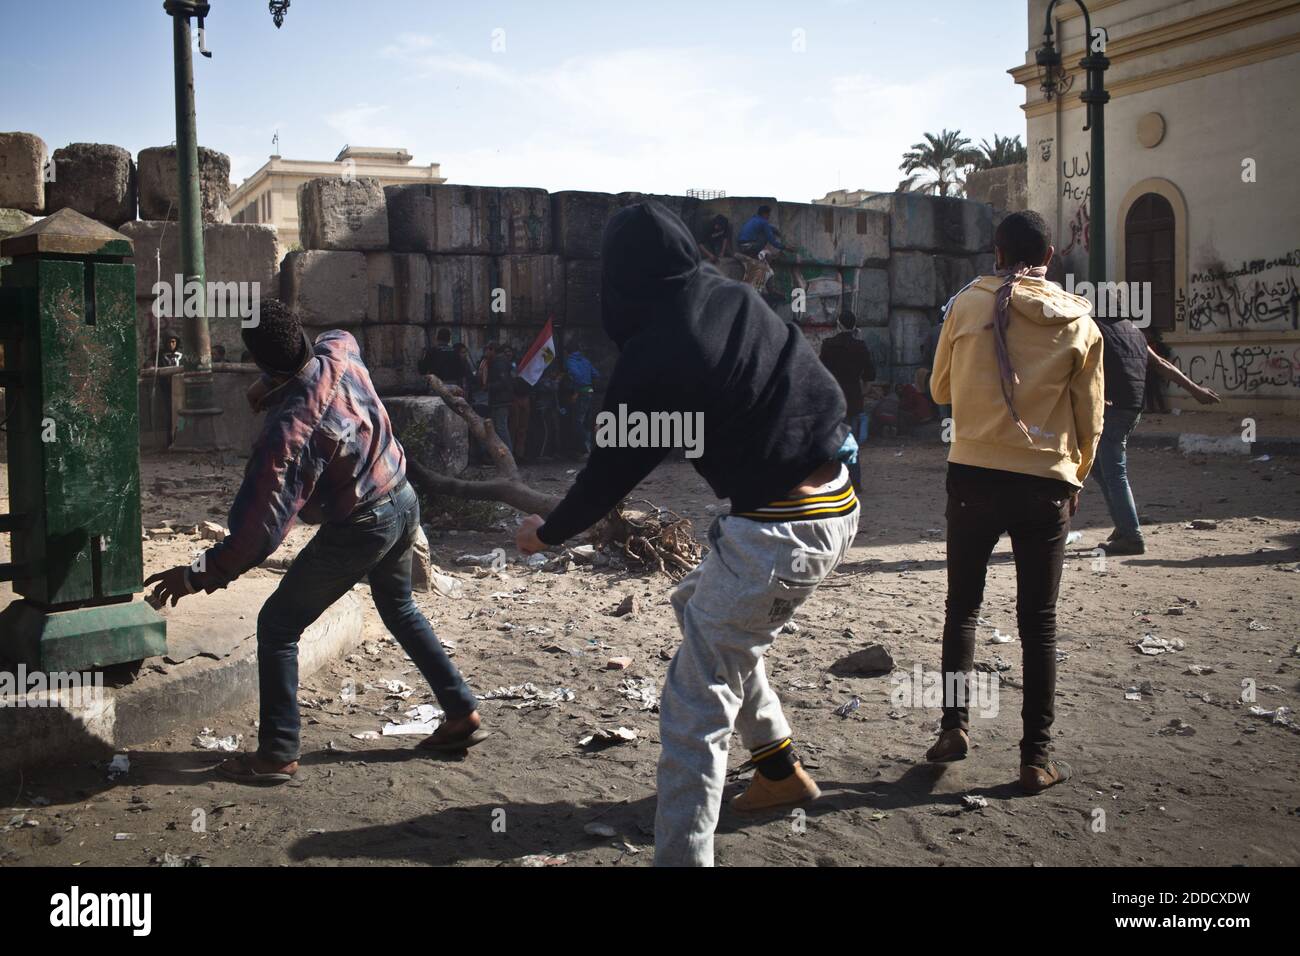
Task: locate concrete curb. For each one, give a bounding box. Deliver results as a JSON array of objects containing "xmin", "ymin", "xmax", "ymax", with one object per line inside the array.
[
  {"xmin": 0, "ymin": 591, "xmax": 365, "ymax": 774},
  {"xmin": 1129, "ymin": 432, "xmax": 1300, "ymax": 457}
]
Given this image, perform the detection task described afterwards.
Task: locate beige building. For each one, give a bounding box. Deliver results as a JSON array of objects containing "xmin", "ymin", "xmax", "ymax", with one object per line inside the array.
[
  {"xmin": 1012, "ymin": 0, "xmax": 1300, "ymax": 415},
  {"xmin": 225, "ymin": 146, "xmax": 445, "ymax": 254},
  {"xmin": 813, "ymin": 188, "xmax": 882, "ymax": 207}
]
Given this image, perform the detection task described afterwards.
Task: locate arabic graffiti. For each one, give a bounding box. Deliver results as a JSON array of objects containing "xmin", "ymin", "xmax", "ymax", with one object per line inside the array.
[
  {"xmin": 1172, "ymin": 343, "xmax": 1300, "ymax": 396},
  {"xmin": 1177, "ymin": 251, "xmax": 1300, "ymax": 333},
  {"xmin": 1060, "ymin": 152, "xmax": 1090, "ymax": 256}
]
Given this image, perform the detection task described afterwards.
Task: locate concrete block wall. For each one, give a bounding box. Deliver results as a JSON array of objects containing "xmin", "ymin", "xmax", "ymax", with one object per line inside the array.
[{"xmin": 280, "ymin": 176, "xmax": 998, "ymax": 401}]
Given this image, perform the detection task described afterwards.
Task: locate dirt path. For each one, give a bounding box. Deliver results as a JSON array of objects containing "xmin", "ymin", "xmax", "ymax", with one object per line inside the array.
[{"xmin": 3, "ymin": 438, "xmax": 1298, "ymax": 867}]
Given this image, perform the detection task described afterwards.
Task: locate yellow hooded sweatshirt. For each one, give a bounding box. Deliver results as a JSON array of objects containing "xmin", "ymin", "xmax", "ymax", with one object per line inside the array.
[{"xmin": 930, "ymin": 274, "xmax": 1104, "ymax": 487}]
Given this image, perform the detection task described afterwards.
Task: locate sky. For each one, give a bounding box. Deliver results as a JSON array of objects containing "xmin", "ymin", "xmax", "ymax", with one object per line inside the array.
[{"xmin": 1, "ymin": 0, "xmax": 1031, "ymax": 202}]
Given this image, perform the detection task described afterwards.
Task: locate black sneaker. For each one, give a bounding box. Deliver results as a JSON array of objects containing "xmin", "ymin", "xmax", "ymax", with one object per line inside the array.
[{"xmin": 1099, "ymin": 536, "xmax": 1146, "ymax": 556}]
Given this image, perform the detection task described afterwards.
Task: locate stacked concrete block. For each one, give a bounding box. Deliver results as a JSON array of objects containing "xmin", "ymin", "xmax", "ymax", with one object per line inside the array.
[
  {"xmin": 776, "ymin": 202, "xmax": 889, "ymax": 266},
  {"xmin": 137, "ymin": 145, "xmax": 230, "ymax": 223},
  {"xmin": 281, "ymin": 250, "xmax": 367, "ymax": 329},
  {"xmin": 430, "ymin": 254, "xmax": 492, "ymax": 326},
  {"xmin": 551, "ymin": 190, "xmax": 617, "ymax": 259},
  {"xmin": 859, "ymin": 327, "xmax": 891, "ymax": 381},
  {"xmin": 889, "ymin": 311, "xmax": 931, "ymax": 367},
  {"xmin": 384, "ymin": 396, "xmax": 469, "ymax": 476},
  {"xmin": 384, "ymin": 184, "xmax": 437, "ymax": 253},
  {"xmin": 365, "ymin": 252, "xmax": 431, "ymax": 325},
  {"xmin": 362, "ymin": 323, "xmax": 430, "ymax": 394},
  {"xmin": 843, "ymin": 267, "xmax": 890, "ymax": 325},
  {"xmin": 888, "ymin": 252, "xmax": 942, "ymax": 309},
  {"xmin": 298, "ymin": 176, "xmax": 389, "ymax": 252},
  {"xmin": 43, "ymin": 143, "xmax": 136, "ymax": 227},
  {"xmin": 862, "ymin": 192, "xmax": 994, "ymax": 257},
  {"xmin": 564, "ymin": 258, "xmax": 603, "ymax": 328},
  {"xmin": 773, "ymin": 269, "xmax": 842, "ymax": 326},
  {"xmin": 0, "ymin": 208, "xmax": 35, "ymax": 283},
  {"xmin": 123, "ymin": 221, "xmax": 280, "ymax": 366},
  {"xmin": 494, "ymin": 254, "xmax": 564, "ymax": 327},
  {"xmin": 0, "ymin": 132, "xmax": 47, "ymax": 215},
  {"xmin": 492, "ymin": 186, "xmax": 552, "ymax": 254}
]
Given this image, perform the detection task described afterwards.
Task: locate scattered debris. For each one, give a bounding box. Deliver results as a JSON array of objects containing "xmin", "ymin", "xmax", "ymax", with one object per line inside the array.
[
  {"xmin": 193, "ymin": 729, "xmax": 242, "ymax": 752},
  {"xmin": 1065, "ymin": 530, "xmax": 1084, "ymax": 545},
  {"xmin": 833, "ymin": 696, "xmax": 861, "ymax": 718},
  {"xmin": 583, "ymin": 822, "xmax": 617, "ymax": 838},
  {"xmin": 781, "ymin": 620, "xmax": 801, "ymax": 634},
  {"xmin": 201, "ymin": 520, "xmax": 229, "ymax": 541},
  {"xmin": 1135, "ymin": 635, "xmax": 1185, "ymax": 656},
  {"xmin": 962, "ymin": 795, "xmax": 988, "ymax": 810},
  {"xmin": 579, "ymin": 726, "xmax": 638, "ymax": 748},
  {"xmin": 107, "ymin": 754, "xmax": 130, "ymax": 779},
  {"xmin": 1248, "ymin": 705, "xmax": 1296, "ymax": 731},
  {"xmin": 1158, "ymin": 718, "xmax": 1195, "ymax": 737},
  {"xmin": 617, "ymin": 676, "xmax": 660, "ymax": 711},
  {"xmin": 1186, "ymin": 519, "xmax": 1218, "ymax": 530},
  {"xmin": 518, "ymin": 853, "xmax": 568, "ymax": 867},
  {"xmin": 989, "ymin": 629, "xmax": 1014, "ymax": 644},
  {"xmin": 1246, "ymin": 619, "xmax": 1271, "ymax": 632},
  {"xmin": 606, "ymin": 656, "xmax": 633, "ymax": 670},
  {"xmin": 479, "ymin": 683, "xmax": 575, "ymax": 709}
]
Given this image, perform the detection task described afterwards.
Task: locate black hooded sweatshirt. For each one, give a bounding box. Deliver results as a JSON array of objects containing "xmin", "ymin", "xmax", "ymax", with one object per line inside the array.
[{"xmin": 538, "ymin": 201, "xmax": 848, "ymax": 545}]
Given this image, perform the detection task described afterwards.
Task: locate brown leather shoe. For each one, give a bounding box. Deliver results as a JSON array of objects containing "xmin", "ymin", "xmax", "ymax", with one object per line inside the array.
[
  {"xmin": 217, "ymin": 753, "xmax": 298, "ymax": 785},
  {"xmin": 730, "ymin": 762, "xmax": 821, "ymax": 813},
  {"xmin": 1019, "ymin": 760, "xmax": 1073, "ymax": 794},
  {"xmin": 925, "ymin": 728, "xmax": 970, "ymax": 763}
]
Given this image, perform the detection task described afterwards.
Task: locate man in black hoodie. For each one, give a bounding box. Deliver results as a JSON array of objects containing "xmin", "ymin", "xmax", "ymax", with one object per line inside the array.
[{"xmin": 514, "ymin": 201, "xmax": 861, "ymax": 866}]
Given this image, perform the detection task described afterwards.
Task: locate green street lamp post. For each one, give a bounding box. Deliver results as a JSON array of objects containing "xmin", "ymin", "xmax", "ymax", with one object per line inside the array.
[{"xmin": 1036, "ymin": 0, "xmax": 1110, "ymax": 283}]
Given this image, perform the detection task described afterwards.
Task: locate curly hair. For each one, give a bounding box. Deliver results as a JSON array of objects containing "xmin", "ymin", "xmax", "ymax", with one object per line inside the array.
[{"xmin": 241, "ymin": 298, "xmax": 307, "ymax": 373}]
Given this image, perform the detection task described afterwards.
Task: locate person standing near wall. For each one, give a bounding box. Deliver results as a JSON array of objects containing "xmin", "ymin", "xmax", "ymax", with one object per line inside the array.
[
  {"xmin": 564, "ymin": 339, "xmax": 598, "ymax": 457},
  {"xmin": 819, "ymin": 309, "xmax": 875, "ymax": 492},
  {"xmin": 1091, "ymin": 317, "xmax": 1221, "ymax": 556},
  {"xmin": 928, "ymin": 211, "xmax": 1103, "ymax": 794}
]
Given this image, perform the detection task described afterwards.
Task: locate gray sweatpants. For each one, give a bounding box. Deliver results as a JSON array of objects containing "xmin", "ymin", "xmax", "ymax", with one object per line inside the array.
[{"xmin": 654, "ymin": 502, "xmax": 859, "ymax": 866}]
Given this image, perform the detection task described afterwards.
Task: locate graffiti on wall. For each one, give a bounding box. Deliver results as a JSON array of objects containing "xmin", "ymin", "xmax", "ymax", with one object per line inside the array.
[
  {"xmin": 1060, "ymin": 152, "xmax": 1091, "ymax": 257},
  {"xmin": 1172, "ymin": 343, "xmax": 1300, "ymax": 397},
  {"xmin": 1177, "ymin": 251, "xmax": 1300, "ymax": 333}
]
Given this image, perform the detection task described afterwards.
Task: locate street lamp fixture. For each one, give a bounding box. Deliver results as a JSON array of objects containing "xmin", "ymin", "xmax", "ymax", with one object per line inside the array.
[{"xmin": 1036, "ymin": 0, "xmax": 1111, "ymax": 283}]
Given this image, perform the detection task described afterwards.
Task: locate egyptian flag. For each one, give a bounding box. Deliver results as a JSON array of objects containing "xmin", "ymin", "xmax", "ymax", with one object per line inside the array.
[{"xmin": 516, "ymin": 318, "xmax": 557, "ymax": 386}]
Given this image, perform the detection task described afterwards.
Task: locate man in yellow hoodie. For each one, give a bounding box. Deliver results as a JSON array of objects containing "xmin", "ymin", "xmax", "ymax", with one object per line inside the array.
[{"xmin": 928, "ymin": 210, "xmax": 1103, "ymax": 793}]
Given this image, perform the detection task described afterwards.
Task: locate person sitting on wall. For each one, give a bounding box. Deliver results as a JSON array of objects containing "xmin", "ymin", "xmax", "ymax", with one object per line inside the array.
[
  {"xmin": 736, "ymin": 205, "xmax": 787, "ymax": 259},
  {"xmin": 698, "ymin": 214, "xmax": 733, "ymax": 265}
]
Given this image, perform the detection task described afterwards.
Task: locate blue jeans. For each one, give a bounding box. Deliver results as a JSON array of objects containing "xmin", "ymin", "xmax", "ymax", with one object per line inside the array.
[
  {"xmin": 256, "ymin": 480, "xmax": 477, "ymax": 762},
  {"xmin": 1092, "ymin": 407, "xmax": 1142, "ymax": 539},
  {"xmin": 490, "ymin": 404, "xmax": 513, "ymax": 454},
  {"xmin": 573, "ymin": 391, "xmax": 594, "ymax": 455}
]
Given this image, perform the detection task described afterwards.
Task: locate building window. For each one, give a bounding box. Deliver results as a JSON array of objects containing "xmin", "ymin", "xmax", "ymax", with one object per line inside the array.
[{"xmin": 1124, "ymin": 192, "xmax": 1176, "ymax": 331}]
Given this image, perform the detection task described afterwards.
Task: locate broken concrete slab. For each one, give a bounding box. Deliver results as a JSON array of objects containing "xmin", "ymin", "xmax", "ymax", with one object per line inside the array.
[
  {"xmin": 365, "ymin": 252, "xmax": 432, "ymax": 324},
  {"xmin": 298, "ymin": 176, "xmax": 389, "ymax": 251},
  {"xmin": 44, "ymin": 142, "xmax": 136, "ymax": 227},
  {"xmin": 830, "ymin": 643, "xmax": 895, "ymax": 676},
  {"xmin": 0, "ymin": 131, "xmax": 48, "ymax": 214},
  {"xmin": 281, "ymin": 249, "xmax": 367, "ymax": 327},
  {"xmin": 551, "ymin": 190, "xmax": 617, "ymax": 259},
  {"xmin": 361, "ymin": 323, "xmax": 430, "ymax": 394},
  {"xmin": 430, "ymin": 254, "xmax": 492, "ymax": 325},
  {"xmin": 137, "ymin": 145, "xmax": 230, "ymax": 222},
  {"xmin": 494, "ymin": 254, "xmax": 564, "ymax": 326},
  {"xmin": 384, "ymin": 395, "xmax": 470, "ymax": 476}
]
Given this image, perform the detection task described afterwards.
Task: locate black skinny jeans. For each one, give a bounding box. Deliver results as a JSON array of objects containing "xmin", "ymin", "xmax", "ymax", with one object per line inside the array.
[{"xmin": 940, "ymin": 465, "xmax": 1071, "ymax": 766}]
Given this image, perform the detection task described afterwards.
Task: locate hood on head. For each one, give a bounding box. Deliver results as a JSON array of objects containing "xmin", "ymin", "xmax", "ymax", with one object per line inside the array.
[
  {"xmin": 601, "ymin": 200, "xmax": 701, "ymax": 347},
  {"xmin": 973, "ymin": 274, "xmax": 1092, "ymax": 325}
]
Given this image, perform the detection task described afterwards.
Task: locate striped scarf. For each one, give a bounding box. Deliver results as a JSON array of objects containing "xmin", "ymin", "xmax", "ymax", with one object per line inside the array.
[{"xmin": 989, "ymin": 265, "xmax": 1047, "ymax": 441}]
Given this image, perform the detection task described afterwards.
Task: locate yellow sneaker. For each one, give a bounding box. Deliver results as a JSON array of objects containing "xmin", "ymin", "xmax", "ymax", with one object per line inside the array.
[{"xmin": 730, "ymin": 761, "xmax": 821, "ymax": 813}]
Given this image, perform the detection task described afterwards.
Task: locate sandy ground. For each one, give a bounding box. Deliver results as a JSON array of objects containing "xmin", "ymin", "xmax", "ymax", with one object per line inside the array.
[{"xmin": 2, "ymin": 436, "xmax": 1299, "ymax": 868}]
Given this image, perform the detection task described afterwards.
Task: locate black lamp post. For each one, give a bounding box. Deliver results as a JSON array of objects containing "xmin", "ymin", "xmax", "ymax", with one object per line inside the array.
[{"xmin": 1036, "ymin": 0, "xmax": 1109, "ymax": 283}]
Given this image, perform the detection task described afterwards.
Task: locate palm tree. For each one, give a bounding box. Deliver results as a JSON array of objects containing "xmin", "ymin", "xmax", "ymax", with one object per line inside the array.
[
  {"xmin": 972, "ymin": 134, "xmax": 1028, "ymax": 170},
  {"xmin": 897, "ymin": 129, "xmax": 980, "ymax": 197}
]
